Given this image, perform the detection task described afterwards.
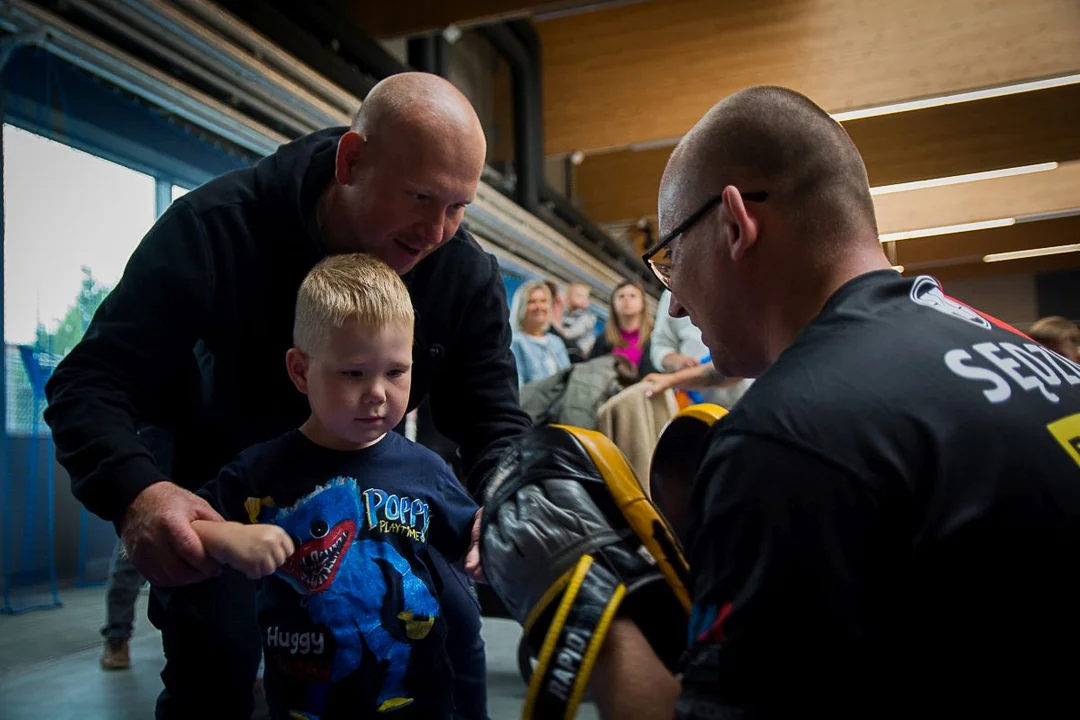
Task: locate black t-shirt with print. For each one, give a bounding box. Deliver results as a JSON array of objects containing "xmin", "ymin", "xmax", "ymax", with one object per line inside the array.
[
  {"xmin": 676, "ymin": 270, "xmax": 1080, "ymax": 719},
  {"xmin": 198, "ymin": 430, "xmax": 478, "ymax": 720}
]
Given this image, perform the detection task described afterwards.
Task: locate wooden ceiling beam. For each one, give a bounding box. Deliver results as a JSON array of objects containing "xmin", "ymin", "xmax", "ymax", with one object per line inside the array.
[
  {"xmin": 538, "ymin": 0, "xmax": 1080, "ymax": 155},
  {"xmin": 894, "ymin": 215, "xmax": 1080, "ymax": 267},
  {"xmin": 874, "ymin": 161, "xmax": 1080, "ymax": 235},
  {"xmin": 572, "ymin": 85, "xmax": 1080, "ymax": 228}
]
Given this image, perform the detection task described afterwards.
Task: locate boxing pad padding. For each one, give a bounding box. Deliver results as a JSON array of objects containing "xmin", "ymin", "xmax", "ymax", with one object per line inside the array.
[
  {"xmin": 650, "ymin": 404, "xmax": 728, "ymax": 548},
  {"xmin": 481, "ymin": 425, "xmax": 690, "ymax": 719}
]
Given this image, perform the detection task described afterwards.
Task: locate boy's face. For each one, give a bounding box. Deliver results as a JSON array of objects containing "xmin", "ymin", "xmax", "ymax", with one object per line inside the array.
[
  {"xmin": 287, "ymin": 319, "xmax": 413, "ymax": 450},
  {"xmin": 568, "ymin": 285, "xmax": 590, "ymax": 310}
]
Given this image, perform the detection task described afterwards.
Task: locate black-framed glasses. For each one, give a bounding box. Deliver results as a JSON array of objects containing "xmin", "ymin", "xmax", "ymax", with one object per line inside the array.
[{"xmin": 641, "ymin": 191, "xmax": 768, "ymax": 289}]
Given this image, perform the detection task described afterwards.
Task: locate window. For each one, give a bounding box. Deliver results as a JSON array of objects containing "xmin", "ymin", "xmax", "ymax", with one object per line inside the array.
[{"xmin": 3, "ymin": 124, "xmax": 157, "ymax": 435}]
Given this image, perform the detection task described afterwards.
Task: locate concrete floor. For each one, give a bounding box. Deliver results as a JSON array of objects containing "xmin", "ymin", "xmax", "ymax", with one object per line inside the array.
[{"xmin": 0, "ymin": 585, "xmax": 598, "ymax": 719}]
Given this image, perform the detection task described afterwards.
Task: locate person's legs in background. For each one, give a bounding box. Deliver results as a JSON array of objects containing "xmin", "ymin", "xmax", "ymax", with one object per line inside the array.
[
  {"xmin": 100, "ymin": 538, "xmax": 146, "ymax": 669},
  {"xmin": 98, "ymin": 423, "xmax": 170, "ymax": 671}
]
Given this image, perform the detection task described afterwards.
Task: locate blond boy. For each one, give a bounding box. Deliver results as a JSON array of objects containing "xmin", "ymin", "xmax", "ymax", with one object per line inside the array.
[{"xmin": 190, "ymin": 253, "xmax": 479, "ymax": 719}]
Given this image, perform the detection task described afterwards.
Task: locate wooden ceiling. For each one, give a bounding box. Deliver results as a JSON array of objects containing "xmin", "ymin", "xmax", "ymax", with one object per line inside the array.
[{"xmin": 359, "ymin": 0, "xmax": 1080, "ymax": 282}]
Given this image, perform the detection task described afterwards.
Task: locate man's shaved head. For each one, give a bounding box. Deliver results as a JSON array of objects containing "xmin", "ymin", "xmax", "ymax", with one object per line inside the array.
[
  {"xmin": 352, "ymin": 72, "xmax": 486, "ymax": 158},
  {"xmin": 322, "ymin": 72, "xmax": 488, "ymax": 274},
  {"xmin": 657, "ymin": 86, "xmax": 890, "ymax": 378},
  {"xmin": 662, "ymin": 86, "xmax": 877, "ymax": 244}
]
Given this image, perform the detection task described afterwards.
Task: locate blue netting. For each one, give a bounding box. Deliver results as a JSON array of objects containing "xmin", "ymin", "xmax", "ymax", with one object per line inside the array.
[
  {"xmin": 74, "ymin": 505, "xmax": 115, "ymax": 588},
  {"xmin": 1, "ymin": 345, "xmax": 62, "ymax": 614}
]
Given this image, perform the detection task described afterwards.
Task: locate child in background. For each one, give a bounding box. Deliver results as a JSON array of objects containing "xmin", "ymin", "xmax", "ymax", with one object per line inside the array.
[
  {"xmin": 1029, "ymin": 315, "xmax": 1080, "ymax": 362},
  {"xmin": 561, "ymin": 282, "xmax": 598, "ymax": 358},
  {"xmin": 189, "ymin": 253, "xmax": 480, "ymax": 719}
]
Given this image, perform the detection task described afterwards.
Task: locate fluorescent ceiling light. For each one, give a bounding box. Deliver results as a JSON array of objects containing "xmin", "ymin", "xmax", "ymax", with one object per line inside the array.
[
  {"xmin": 984, "ymin": 243, "xmax": 1080, "ymax": 263},
  {"xmin": 880, "ymin": 217, "xmax": 1015, "ymax": 243},
  {"xmin": 833, "ymin": 74, "xmax": 1080, "ymax": 122},
  {"xmin": 870, "ymin": 162, "xmax": 1058, "ymax": 196}
]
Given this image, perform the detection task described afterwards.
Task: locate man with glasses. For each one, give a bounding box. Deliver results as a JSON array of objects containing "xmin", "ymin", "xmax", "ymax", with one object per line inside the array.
[{"xmin": 494, "ymin": 85, "xmax": 1080, "ymax": 718}]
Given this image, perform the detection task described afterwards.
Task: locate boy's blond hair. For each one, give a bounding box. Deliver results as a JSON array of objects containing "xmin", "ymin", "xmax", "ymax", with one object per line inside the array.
[{"xmin": 293, "ymin": 253, "xmax": 414, "ymax": 352}]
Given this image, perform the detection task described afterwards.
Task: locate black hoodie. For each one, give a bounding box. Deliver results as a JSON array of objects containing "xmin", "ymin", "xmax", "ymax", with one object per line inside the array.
[{"xmin": 43, "ymin": 127, "xmax": 532, "ymax": 524}]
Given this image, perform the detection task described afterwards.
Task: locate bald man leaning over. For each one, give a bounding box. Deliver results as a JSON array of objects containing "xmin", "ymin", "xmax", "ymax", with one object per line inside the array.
[
  {"xmin": 587, "ymin": 87, "xmax": 1080, "ymax": 718},
  {"xmin": 45, "ymin": 73, "xmax": 529, "ymax": 719}
]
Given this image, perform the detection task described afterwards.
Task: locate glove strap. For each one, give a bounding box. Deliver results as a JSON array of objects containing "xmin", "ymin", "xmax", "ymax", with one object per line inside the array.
[{"xmin": 524, "ymin": 555, "xmax": 627, "ymax": 720}]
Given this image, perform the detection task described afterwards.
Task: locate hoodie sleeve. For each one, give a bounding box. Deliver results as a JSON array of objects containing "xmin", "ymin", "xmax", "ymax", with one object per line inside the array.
[
  {"xmin": 44, "ymin": 200, "xmax": 214, "ymax": 525},
  {"xmin": 428, "ymin": 254, "xmax": 533, "ymax": 498}
]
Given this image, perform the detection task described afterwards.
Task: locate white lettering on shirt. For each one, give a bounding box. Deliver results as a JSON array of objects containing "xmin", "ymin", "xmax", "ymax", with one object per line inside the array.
[
  {"xmin": 945, "ymin": 341, "xmax": 1080, "ymax": 405},
  {"xmin": 944, "ymin": 349, "xmax": 1011, "ymax": 403}
]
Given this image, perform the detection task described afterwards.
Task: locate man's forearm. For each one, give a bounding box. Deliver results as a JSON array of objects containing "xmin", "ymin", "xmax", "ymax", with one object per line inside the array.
[
  {"xmin": 592, "ymin": 619, "xmax": 679, "ymax": 720},
  {"xmin": 669, "ymin": 363, "xmax": 729, "ymax": 390}
]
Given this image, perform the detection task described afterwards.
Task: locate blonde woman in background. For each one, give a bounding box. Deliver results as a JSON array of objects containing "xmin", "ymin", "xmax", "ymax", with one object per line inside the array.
[{"xmin": 509, "ymin": 280, "xmax": 572, "ymax": 386}]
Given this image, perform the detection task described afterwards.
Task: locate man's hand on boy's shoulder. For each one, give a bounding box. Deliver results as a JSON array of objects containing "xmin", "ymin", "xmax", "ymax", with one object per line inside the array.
[{"xmin": 464, "ymin": 507, "xmax": 485, "ymax": 583}]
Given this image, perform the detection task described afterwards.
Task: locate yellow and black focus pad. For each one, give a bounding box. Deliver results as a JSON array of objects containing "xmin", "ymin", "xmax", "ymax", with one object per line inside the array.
[
  {"xmin": 481, "ymin": 425, "xmax": 691, "ymax": 720},
  {"xmin": 649, "ymin": 404, "xmax": 728, "ymax": 548},
  {"xmin": 552, "ymin": 424, "xmax": 691, "ymax": 614},
  {"xmin": 524, "ymin": 554, "xmax": 626, "ymax": 719}
]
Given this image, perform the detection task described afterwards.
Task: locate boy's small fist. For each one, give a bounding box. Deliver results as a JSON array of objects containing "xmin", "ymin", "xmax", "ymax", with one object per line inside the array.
[{"xmin": 231, "ymin": 525, "xmax": 295, "ymax": 580}]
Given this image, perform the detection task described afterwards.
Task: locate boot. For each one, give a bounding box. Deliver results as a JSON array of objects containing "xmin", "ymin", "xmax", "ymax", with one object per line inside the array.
[{"xmin": 100, "ymin": 638, "xmax": 131, "ymax": 670}]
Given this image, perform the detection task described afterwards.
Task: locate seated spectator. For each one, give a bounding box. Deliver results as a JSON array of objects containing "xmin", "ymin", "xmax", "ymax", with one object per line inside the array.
[
  {"xmin": 543, "ymin": 280, "xmax": 583, "ymax": 363},
  {"xmin": 561, "ymin": 282, "xmax": 599, "ymax": 358},
  {"xmin": 641, "ymin": 359, "xmax": 753, "ymax": 410},
  {"xmin": 650, "ymin": 289, "xmax": 709, "ymax": 372},
  {"xmin": 1029, "ymin": 315, "xmax": 1080, "ymax": 362},
  {"xmin": 510, "ymin": 280, "xmax": 571, "ymax": 386},
  {"xmin": 591, "ymin": 280, "xmax": 653, "ymax": 376}
]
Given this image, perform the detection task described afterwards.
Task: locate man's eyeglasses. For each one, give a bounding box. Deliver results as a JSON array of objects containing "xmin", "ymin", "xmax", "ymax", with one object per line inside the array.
[{"xmin": 641, "ymin": 191, "xmax": 768, "ymax": 289}]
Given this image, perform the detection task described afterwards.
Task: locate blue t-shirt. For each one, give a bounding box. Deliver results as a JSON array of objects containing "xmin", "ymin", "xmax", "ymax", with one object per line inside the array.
[{"xmin": 198, "ymin": 429, "xmax": 478, "ymax": 720}]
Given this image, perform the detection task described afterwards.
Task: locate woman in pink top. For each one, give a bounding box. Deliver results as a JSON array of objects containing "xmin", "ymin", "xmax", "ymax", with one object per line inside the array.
[{"xmin": 591, "ymin": 280, "xmax": 653, "ymax": 374}]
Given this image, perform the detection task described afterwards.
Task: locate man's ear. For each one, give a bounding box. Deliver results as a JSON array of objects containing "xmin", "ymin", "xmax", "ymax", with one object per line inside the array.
[
  {"xmin": 286, "ymin": 348, "xmax": 311, "ymax": 394},
  {"xmin": 334, "ymin": 130, "xmax": 366, "ymax": 186},
  {"xmin": 722, "ymin": 185, "xmax": 760, "ymax": 263}
]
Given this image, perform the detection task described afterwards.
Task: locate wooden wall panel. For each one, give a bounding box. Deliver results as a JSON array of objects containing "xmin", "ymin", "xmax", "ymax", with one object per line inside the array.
[
  {"xmin": 892, "ymin": 216, "xmax": 1080, "ymax": 287},
  {"xmin": 577, "ymin": 146, "xmax": 1080, "ymax": 231},
  {"xmin": 922, "ymin": 252, "xmax": 1080, "ymax": 284},
  {"xmin": 849, "ymin": 83, "xmax": 1080, "ymax": 187},
  {"xmin": 894, "ymin": 215, "xmax": 1080, "ymax": 267},
  {"xmin": 576, "ymin": 146, "xmax": 670, "ymax": 223},
  {"xmin": 873, "ymin": 161, "xmax": 1080, "ymax": 235},
  {"xmin": 538, "ymin": 0, "xmax": 1080, "ymax": 154}
]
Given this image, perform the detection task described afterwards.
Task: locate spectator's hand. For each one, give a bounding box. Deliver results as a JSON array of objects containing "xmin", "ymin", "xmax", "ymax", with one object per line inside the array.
[
  {"xmin": 464, "ymin": 507, "xmax": 485, "ymax": 583},
  {"xmin": 211, "ymin": 524, "xmax": 295, "ymax": 580},
  {"xmin": 121, "ymin": 482, "xmax": 224, "ymax": 587},
  {"xmin": 642, "ymin": 372, "xmax": 677, "ymax": 398},
  {"xmin": 662, "ymin": 353, "xmax": 699, "ymax": 372},
  {"xmin": 551, "ymin": 295, "xmax": 565, "ymax": 327}
]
